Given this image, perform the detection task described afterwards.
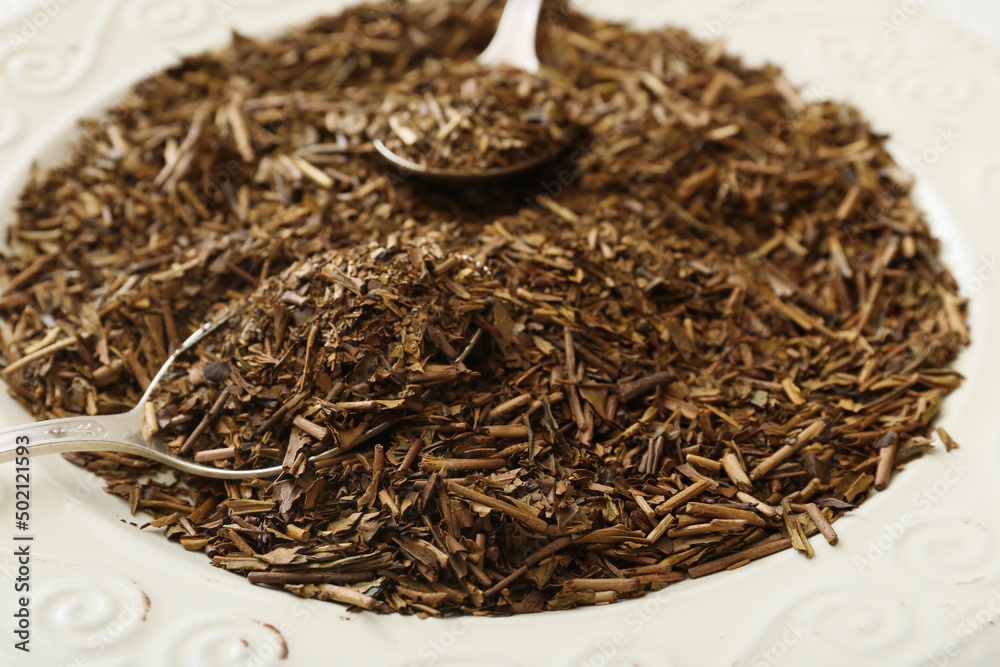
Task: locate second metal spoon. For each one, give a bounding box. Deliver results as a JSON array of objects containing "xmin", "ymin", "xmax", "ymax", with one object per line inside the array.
[{"xmin": 373, "ymin": 0, "xmax": 570, "ymax": 182}]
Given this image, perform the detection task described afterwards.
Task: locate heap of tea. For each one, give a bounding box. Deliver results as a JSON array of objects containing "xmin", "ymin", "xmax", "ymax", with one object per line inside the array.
[
  {"xmin": 0, "ymin": 0, "xmax": 966, "ymax": 615},
  {"xmin": 367, "ymin": 59, "xmax": 577, "ymax": 171}
]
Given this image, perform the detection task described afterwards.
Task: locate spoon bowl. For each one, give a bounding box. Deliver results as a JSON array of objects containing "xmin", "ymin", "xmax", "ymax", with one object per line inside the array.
[
  {"xmin": 371, "ymin": 134, "xmax": 568, "ymax": 184},
  {"xmin": 0, "ymin": 314, "xmax": 389, "ymax": 479},
  {"xmin": 372, "ymin": 0, "xmax": 573, "ymax": 182}
]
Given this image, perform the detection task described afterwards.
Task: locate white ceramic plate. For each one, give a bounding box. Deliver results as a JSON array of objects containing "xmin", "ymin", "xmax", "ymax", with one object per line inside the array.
[{"xmin": 1, "ymin": 1, "xmax": 999, "ymax": 665}]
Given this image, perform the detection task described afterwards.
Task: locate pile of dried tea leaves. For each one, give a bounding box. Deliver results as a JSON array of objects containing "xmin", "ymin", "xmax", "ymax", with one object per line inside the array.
[
  {"xmin": 367, "ymin": 59, "xmax": 577, "ymax": 171},
  {"xmin": 0, "ymin": 0, "xmax": 967, "ymax": 616}
]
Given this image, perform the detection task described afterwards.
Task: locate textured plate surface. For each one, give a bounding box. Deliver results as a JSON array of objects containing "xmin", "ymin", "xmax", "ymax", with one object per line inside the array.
[{"xmin": 0, "ymin": 1, "xmax": 999, "ymax": 665}]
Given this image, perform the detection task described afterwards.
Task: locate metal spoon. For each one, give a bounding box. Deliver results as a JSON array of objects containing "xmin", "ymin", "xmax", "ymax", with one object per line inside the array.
[
  {"xmin": 0, "ymin": 315, "xmax": 389, "ymax": 479},
  {"xmin": 372, "ymin": 0, "xmax": 568, "ymax": 182}
]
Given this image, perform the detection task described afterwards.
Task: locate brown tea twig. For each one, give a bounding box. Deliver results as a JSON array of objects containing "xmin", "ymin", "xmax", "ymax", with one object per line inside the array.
[
  {"xmin": 638, "ymin": 435, "xmax": 664, "ymax": 476},
  {"xmin": 685, "ymin": 502, "xmax": 767, "ymax": 527},
  {"xmin": 748, "ymin": 419, "xmax": 826, "ymax": 481},
  {"xmin": 399, "ymin": 436, "xmax": 426, "ymax": 473},
  {"xmin": 721, "ymin": 452, "xmax": 752, "ymax": 491},
  {"xmin": 485, "ymin": 535, "xmax": 577, "ymax": 596},
  {"xmin": 248, "ymin": 571, "xmax": 374, "ymax": 585},
  {"xmin": 487, "ymin": 394, "xmax": 534, "ymax": 421},
  {"xmin": 254, "ymin": 404, "xmax": 289, "ymax": 436},
  {"xmin": 447, "ymin": 482, "xmax": 547, "ymax": 533},
  {"xmin": 564, "ymin": 578, "xmax": 640, "ymax": 593},
  {"xmin": 655, "ymin": 479, "xmax": 710, "ymax": 516},
  {"xmin": 193, "ymin": 447, "xmax": 236, "ymax": 463},
  {"xmin": 292, "ymin": 415, "xmax": 330, "ymax": 442},
  {"xmin": 179, "ymin": 385, "xmax": 233, "ymax": 454},
  {"xmin": 294, "ymin": 323, "xmax": 319, "ymax": 393},
  {"xmin": 736, "ymin": 491, "xmax": 779, "ymax": 518},
  {"xmin": 688, "ymin": 536, "xmax": 793, "ymax": 578},
  {"xmin": 618, "ymin": 371, "xmax": 672, "ymax": 401},
  {"xmin": 803, "ymin": 503, "xmax": 838, "ymax": 546},
  {"xmin": 1, "ymin": 336, "xmax": 78, "ymax": 376},
  {"xmin": 455, "ymin": 328, "xmax": 482, "ymax": 364},
  {"xmin": 312, "ymin": 584, "xmax": 377, "ymax": 610},
  {"xmin": 419, "ymin": 456, "xmax": 506, "ymax": 472},
  {"xmin": 155, "ymin": 103, "xmax": 211, "ymax": 188},
  {"xmin": 873, "ymin": 430, "xmax": 899, "ymax": 491},
  {"xmin": 1, "ymin": 252, "xmax": 56, "ymax": 296},
  {"xmin": 667, "ymin": 519, "xmax": 747, "ymax": 537}
]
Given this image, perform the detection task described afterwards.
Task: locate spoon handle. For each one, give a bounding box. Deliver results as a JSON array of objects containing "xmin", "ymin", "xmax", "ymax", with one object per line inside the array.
[
  {"xmin": 0, "ymin": 411, "xmax": 141, "ymax": 463},
  {"xmin": 477, "ymin": 0, "xmax": 544, "ymax": 73}
]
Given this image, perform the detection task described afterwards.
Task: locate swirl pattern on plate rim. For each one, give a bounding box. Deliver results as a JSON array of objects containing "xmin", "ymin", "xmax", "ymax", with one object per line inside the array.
[
  {"xmin": 146, "ymin": 617, "xmax": 288, "ymax": 666},
  {"xmin": 898, "ymin": 517, "xmax": 997, "ymax": 583},
  {"xmin": 123, "ymin": 0, "xmax": 208, "ymax": 36},
  {"xmin": 0, "ymin": 560, "xmax": 149, "ymax": 665}
]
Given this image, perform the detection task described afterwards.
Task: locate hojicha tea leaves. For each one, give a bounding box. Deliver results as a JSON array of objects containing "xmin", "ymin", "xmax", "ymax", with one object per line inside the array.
[
  {"xmin": 0, "ymin": 0, "xmax": 968, "ymax": 616},
  {"xmin": 367, "ymin": 59, "xmax": 577, "ymax": 171},
  {"xmin": 154, "ymin": 238, "xmax": 496, "ymax": 466}
]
